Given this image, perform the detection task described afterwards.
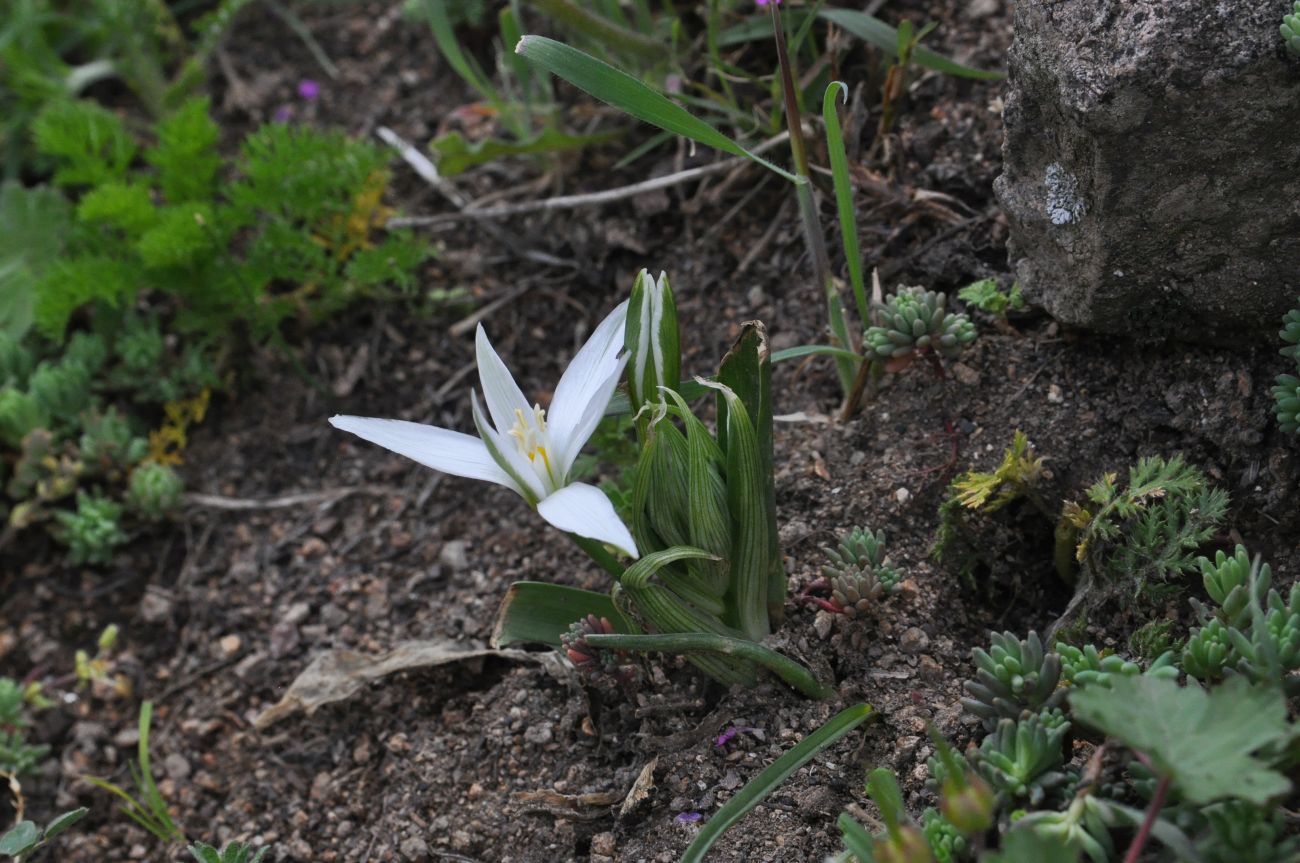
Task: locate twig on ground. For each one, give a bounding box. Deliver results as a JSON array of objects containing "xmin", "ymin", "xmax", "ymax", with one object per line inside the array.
[
  {"xmin": 389, "ymin": 131, "xmax": 793, "ymax": 226},
  {"xmin": 183, "ymin": 486, "xmax": 398, "ymax": 511},
  {"xmin": 376, "ymin": 127, "xmax": 576, "ymax": 269}
]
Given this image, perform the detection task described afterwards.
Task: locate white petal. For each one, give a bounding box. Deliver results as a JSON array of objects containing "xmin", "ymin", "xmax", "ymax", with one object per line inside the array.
[
  {"xmin": 469, "ymin": 391, "xmax": 547, "ymax": 501},
  {"xmin": 556, "ymin": 353, "xmax": 629, "ymax": 475},
  {"xmin": 536, "ymin": 482, "xmax": 638, "ymax": 558},
  {"xmin": 329, "ymin": 415, "xmax": 520, "ymax": 492},
  {"xmin": 475, "ymin": 323, "xmax": 532, "ymax": 434},
  {"xmin": 548, "ymin": 301, "xmax": 630, "ymax": 448}
]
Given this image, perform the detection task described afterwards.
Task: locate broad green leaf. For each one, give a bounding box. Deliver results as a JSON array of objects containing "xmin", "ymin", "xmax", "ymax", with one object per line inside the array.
[
  {"xmin": 429, "ymin": 128, "xmax": 617, "ymax": 177},
  {"xmin": 818, "ymin": 9, "xmax": 1005, "ymax": 80},
  {"xmin": 187, "ymin": 842, "xmax": 223, "ymax": 863},
  {"xmin": 1069, "ymin": 675, "xmax": 1294, "ymax": 805},
  {"xmin": 515, "ymin": 36, "xmax": 797, "ymax": 182},
  {"xmin": 717, "ymin": 324, "xmax": 785, "ymax": 624},
  {"xmin": 680, "ymin": 703, "xmax": 876, "ymax": 863},
  {"xmin": 41, "ymin": 807, "xmax": 89, "ymax": 840},
  {"xmin": 490, "ymin": 582, "xmax": 629, "ymax": 649},
  {"xmin": 0, "ymin": 821, "xmax": 41, "ymax": 855}
]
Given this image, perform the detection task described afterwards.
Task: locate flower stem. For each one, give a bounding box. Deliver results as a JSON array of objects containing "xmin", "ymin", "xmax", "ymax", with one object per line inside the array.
[
  {"xmin": 1123, "ymin": 774, "xmax": 1170, "ymax": 863},
  {"xmin": 586, "ymin": 632, "xmax": 832, "ymax": 699},
  {"xmin": 770, "ymin": 2, "xmax": 854, "ymax": 395}
]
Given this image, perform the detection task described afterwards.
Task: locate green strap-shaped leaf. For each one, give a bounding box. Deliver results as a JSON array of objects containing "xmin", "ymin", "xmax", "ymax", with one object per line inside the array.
[
  {"xmin": 491, "ymin": 582, "xmax": 630, "ymax": 649},
  {"xmin": 717, "ymin": 324, "xmax": 786, "ymax": 625},
  {"xmin": 515, "ymin": 36, "xmax": 798, "ymax": 182},
  {"xmin": 822, "ymin": 82, "xmax": 869, "ymax": 329},
  {"xmin": 679, "ymin": 703, "xmax": 876, "ymax": 862},
  {"xmin": 818, "ymin": 9, "xmax": 1005, "ymax": 81}
]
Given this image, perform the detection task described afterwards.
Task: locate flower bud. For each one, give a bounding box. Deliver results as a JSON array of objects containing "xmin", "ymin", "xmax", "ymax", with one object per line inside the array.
[
  {"xmin": 625, "ymin": 270, "xmax": 680, "ymax": 412},
  {"xmin": 940, "ymin": 770, "xmax": 995, "ymax": 836},
  {"xmin": 875, "ymin": 825, "xmax": 934, "ymax": 863}
]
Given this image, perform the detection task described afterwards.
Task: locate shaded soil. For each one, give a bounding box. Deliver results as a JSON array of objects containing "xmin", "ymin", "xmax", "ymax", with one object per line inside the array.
[{"xmin": 2, "ymin": 2, "xmax": 1297, "ymax": 862}]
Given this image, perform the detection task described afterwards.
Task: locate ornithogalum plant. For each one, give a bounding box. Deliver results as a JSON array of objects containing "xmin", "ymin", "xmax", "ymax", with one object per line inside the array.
[
  {"xmin": 494, "ymin": 270, "xmax": 828, "ymax": 698},
  {"xmin": 330, "ymin": 302, "xmax": 638, "ymax": 559}
]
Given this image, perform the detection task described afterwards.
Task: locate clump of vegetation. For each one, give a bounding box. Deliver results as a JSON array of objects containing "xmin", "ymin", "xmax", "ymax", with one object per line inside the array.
[
  {"xmin": 0, "ymin": 96, "xmax": 429, "ymax": 564},
  {"xmin": 187, "ymin": 841, "xmax": 273, "ymax": 863},
  {"xmin": 957, "ymin": 279, "xmax": 1024, "ymax": 317},
  {"xmin": 836, "ymin": 545, "xmax": 1300, "ymax": 862},
  {"xmin": 26, "ymin": 97, "xmax": 427, "ymax": 344},
  {"xmin": 1057, "ymin": 454, "xmax": 1228, "ymax": 602},
  {"xmin": 933, "ymin": 431, "xmax": 1051, "ymax": 589},
  {"xmin": 0, "ymin": 677, "xmax": 51, "ymax": 777}
]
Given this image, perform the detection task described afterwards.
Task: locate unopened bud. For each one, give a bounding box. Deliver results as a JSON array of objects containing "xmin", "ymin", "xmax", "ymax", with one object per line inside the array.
[
  {"xmin": 875, "ymin": 825, "xmax": 934, "ymax": 863},
  {"xmin": 940, "ymin": 771, "xmax": 995, "ymax": 836}
]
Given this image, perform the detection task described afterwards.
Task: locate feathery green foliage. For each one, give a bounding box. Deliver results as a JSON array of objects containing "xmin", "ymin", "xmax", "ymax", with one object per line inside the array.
[{"xmin": 1059, "ymin": 454, "xmax": 1228, "ymax": 594}]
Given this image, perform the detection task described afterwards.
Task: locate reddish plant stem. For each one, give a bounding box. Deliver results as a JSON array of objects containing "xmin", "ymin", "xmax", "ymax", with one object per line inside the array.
[{"xmin": 1123, "ymin": 774, "xmax": 1171, "ymax": 863}]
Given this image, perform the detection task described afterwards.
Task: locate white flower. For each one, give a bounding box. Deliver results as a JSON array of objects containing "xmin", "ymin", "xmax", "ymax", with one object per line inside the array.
[{"xmin": 329, "ymin": 302, "xmax": 637, "ymax": 557}]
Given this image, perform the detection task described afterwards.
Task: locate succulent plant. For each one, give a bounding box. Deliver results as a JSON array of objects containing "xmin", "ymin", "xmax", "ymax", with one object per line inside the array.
[
  {"xmin": 80, "ymin": 408, "xmax": 149, "ymax": 475},
  {"xmin": 1227, "ymin": 583, "xmax": 1300, "ymax": 690},
  {"xmin": 1201, "ymin": 800, "xmax": 1300, "ymax": 863},
  {"xmin": 1182, "ymin": 618, "xmax": 1236, "ymax": 683},
  {"xmin": 921, "ymin": 809, "xmax": 969, "ymax": 863},
  {"xmin": 1057, "ymin": 643, "xmax": 1178, "ymax": 689},
  {"xmin": 821, "ymin": 526, "xmax": 901, "ymax": 617},
  {"xmin": 560, "ymin": 615, "xmax": 637, "ymax": 686},
  {"xmin": 976, "ymin": 715, "xmax": 1071, "ymax": 806},
  {"xmin": 961, "ymin": 631, "xmax": 1063, "ymax": 729},
  {"xmin": 56, "ymin": 492, "xmax": 128, "ymax": 566},
  {"xmin": 1198, "ymin": 545, "xmax": 1269, "ymax": 628},
  {"xmin": 1284, "ymin": 4, "xmax": 1300, "ymax": 57},
  {"xmin": 126, "ymin": 461, "xmax": 184, "ymax": 519},
  {"xmin": 864, "ymin": 286, "xmax": 976, "ymax": 362},
  {"xmin": 1274, "ymin": 374, "xmax": 1300, "ymax": 434},
  {"xmin": 1280, "ymin": 303, "xmax": 1300, "ymax": 361}
]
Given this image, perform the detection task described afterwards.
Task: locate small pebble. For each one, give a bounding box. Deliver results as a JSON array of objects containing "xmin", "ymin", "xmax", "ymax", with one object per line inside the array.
[
  {"xmin": 899, "ymin": 627, "xmax": 930, "ymax": 654},
  {"xmin": 894, "ymin": 487, "xmax": 912, "ymax": 504}
]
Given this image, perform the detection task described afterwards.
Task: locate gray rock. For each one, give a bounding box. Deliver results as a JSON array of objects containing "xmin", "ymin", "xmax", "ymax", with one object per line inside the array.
[{"xmin": 995, "ymin": 0, "xmax": 1300, "ymax": 337}]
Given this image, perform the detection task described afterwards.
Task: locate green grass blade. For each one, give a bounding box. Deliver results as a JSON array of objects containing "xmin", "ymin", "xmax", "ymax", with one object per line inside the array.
[
  {"xmin": 772, "ymin": 344, "xmax": 863, "ymax": 364},
  {"xmin": 679, "ymin": 703, "xmax": 877, "ymax": 863},
  {"xmin": 819, "ymin": 8, "xmax": 1005, "ymax": 81},
  {"xmin": 515, "ymin": 36, "xmax": 798, "ymax": 182},
  {"xmin": 822, "ymin": 82, "xmax": 869, "ymax": 330},
  {"xmin": 491, "ymin": 582, "xmax": 630, "ymax": 649},
  {"xmin": 407, "ymin": 0, "xmax": 501, "ymax": 102}
]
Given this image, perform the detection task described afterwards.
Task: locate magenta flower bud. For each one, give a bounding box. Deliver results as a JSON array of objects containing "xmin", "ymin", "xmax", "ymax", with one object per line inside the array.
[{"xmin": 298, "ymin": 79, "xmax": 320, "ymax": 100}]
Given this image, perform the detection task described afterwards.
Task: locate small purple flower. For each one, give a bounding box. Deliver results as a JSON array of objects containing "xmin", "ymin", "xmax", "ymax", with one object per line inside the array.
[
  {"xmin": 755, "ymin": 0, "xmax": 781, "ymax": 5},
  {"xmin": 298, "ymin": 79, "xmax": 320, "ymax": 101},
  {"xmin": 714, "ymin": 725, "xmax": 765, "ymax": 748},
  {"xmin": 272, "ymin": 105, "xmax": 294, "ymax": 123},
  {"xmin": 675, "ymin": 812, "xmax": 703, "ymax": 824}
]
